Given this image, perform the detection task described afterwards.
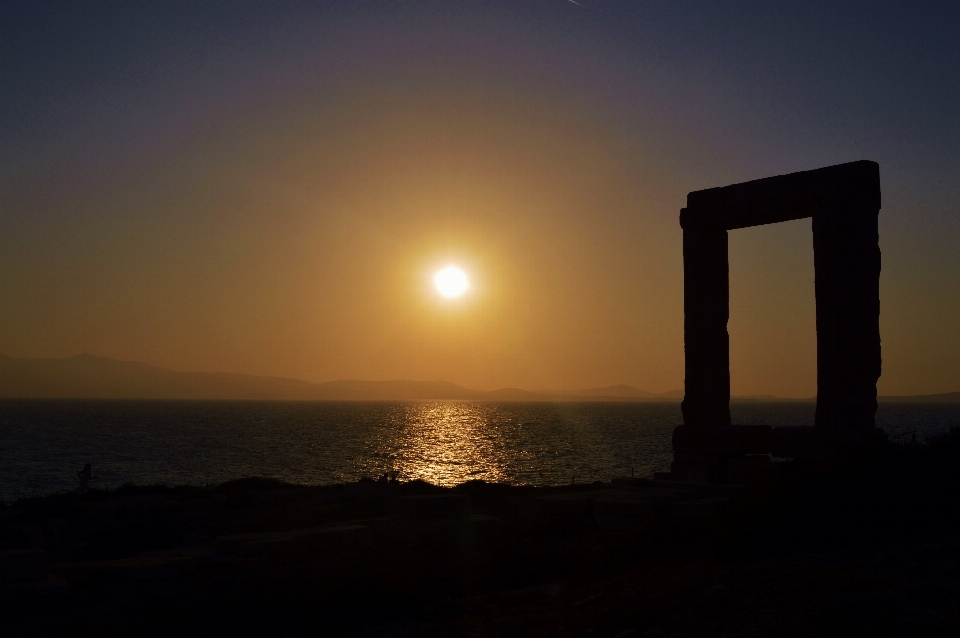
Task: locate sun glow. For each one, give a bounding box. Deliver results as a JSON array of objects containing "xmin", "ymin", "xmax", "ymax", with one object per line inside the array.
[{"xmin": 434, "ymin": 266, "xmax": 469, "ymax": 298}]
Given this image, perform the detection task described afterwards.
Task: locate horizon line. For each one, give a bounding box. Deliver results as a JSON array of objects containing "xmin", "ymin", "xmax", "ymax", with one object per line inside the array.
[{"xmin": 1, "ymin": 351, "xmax": 956, "ymax": 400}]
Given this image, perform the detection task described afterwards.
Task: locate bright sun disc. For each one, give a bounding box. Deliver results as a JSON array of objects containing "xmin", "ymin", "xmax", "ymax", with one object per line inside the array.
[{"xmin": 434, "ymin": 266, "xmax": 469, "ymax": 298}]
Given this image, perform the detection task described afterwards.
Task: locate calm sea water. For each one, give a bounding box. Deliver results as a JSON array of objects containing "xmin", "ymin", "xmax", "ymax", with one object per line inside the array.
[{"xmin": 1, "ymin": 399, "xmax": 958, "ymax": 503}]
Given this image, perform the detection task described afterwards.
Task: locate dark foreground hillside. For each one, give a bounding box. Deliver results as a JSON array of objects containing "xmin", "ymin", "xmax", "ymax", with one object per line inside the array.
[{"xmin": 2, "ymin": 431, "xmax": 960, "ymax": 637}]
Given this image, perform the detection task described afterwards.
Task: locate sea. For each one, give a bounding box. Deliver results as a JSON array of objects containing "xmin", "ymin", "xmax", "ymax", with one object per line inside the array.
[{"xmin": 1, "ymin": 399, "xmax": 958, "ymax": 503}]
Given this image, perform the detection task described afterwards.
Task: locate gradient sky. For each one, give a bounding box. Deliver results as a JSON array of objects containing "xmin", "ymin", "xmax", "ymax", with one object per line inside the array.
[{"xmin": 2, "ymin": 1, "xmax": 959, "ymax": 397}]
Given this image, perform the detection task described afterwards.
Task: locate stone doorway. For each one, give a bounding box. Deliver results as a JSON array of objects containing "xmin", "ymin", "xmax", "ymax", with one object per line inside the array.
[{"xmin": 669, "ymin": 160, "xmax": 884, "ymax": 483}]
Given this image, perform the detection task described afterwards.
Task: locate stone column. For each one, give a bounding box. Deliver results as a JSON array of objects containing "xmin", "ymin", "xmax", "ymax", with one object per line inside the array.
[
  {"xmin": 680, "ymin": 223, "xmax": 731, "ymax": 428},
  {"xmin": 813, "ymin": 208, "xmax": 881, "ymax": 429}
]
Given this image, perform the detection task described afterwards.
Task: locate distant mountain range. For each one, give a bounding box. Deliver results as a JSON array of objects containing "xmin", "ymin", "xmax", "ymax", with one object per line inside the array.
[
  {"xmin": 0, "ymin": 353, "xmax": 682, "ymax": 401},
  {"xmin": 878, "ymin": 391, "xmax": 960, "ymax": 403},
  {"xmin": 0, "ymin": 353, "xmax": 956, "ymax": 402}
]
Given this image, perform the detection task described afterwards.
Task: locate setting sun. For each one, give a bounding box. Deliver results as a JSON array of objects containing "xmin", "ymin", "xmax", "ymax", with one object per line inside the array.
[{"xmin": 433, "ymin": 266, "xmax": 469, "ymax": 298}]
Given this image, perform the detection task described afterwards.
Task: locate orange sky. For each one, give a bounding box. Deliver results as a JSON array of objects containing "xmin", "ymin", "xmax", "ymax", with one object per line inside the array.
[{"xmin": 2, "ymin": 3, "xmax": 959, "ymax": 397}]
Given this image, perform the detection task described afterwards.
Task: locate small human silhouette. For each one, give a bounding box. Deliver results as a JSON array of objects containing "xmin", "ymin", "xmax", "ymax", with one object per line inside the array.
[
  {"xmin": 908, "ymin": 430, "xmax": 920, "ymax": 448},
  {"xmin": 76, "ymin": 463, "xmax": 98, "ymax": 500}
]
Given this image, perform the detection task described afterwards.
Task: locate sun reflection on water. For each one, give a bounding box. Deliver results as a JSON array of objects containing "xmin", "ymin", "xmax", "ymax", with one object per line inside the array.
[
  {"xmin": 346, "ymin": 401, "xmax": 679, "ymax": 487},
  {"xmin": 392, "ymin": 402, "xmax": 507, "ymax": 486},
  {"xmin": 0, "ymin": 400, "xmax": 691, "ymax": 500}
]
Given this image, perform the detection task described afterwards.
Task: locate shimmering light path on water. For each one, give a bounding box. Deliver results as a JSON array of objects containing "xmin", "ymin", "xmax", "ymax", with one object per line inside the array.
[
  {"xmin": 0, "ymin": 401, "xmax": 679, "ymax": 501},
  {"xmin": 1, "ymin": 400, "xmax": 958, "ymax": 502}
]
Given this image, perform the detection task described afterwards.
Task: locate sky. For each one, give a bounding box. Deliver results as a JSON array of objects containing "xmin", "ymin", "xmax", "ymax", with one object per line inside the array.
[{"xmin": 1, "ymin": 1, "xmax": 959, "ymax": 397}]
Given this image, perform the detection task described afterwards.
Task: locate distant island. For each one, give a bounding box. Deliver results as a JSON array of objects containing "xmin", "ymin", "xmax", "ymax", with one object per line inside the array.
[
  {"xmin": 0, "ymin": 353, "xmax": 956, "ymax": 402},
  {"xmin": 0, "ymin": 353, "xmax": 680, "ymax": 401}
]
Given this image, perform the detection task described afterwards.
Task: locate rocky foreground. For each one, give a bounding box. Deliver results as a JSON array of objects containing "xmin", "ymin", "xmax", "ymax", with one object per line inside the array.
[{"xmin": 3, "ymin": 433, "xmax": 960, "ymax": 637}]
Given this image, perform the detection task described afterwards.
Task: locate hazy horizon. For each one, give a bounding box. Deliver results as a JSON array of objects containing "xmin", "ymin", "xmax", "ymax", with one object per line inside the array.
[
  {"xmin": 4, "ymin": 351, "xmax": 958, "ymax": 401},
  {"xmin": 1, "ymin": 350, "xmax": 685, "ymax": 397},
  {"xmin": 3, "ymin": 2, "xmax": 959, "ymax": 398}
]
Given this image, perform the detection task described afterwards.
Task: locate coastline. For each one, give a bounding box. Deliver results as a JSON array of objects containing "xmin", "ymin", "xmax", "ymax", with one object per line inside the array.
[{"xmin": 2, "ymin": 431, "xmax": 960, "ymax": 635}]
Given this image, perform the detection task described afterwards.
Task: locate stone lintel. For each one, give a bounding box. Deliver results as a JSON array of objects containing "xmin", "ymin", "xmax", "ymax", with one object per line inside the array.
[
  {"xmin": 670, "ymin": 460, "xmax": 717, "ymax": 484},
  {"xmin": 670, "ymin": 452, "xmax": 771, "ymax": 485},
  {"xmin": 770, "ymin": 426, "xmax": 887, "ymax": 460},
  {"xmin": 672, "ymin": 425, "xmax": 771, "ymax": 456},
  {"xmin": 680, "ymin": 160, "xmax": 880, "ymax": 230},
  {"xmin": 727, "ymin": 454, "xmax": 771, "ymax": 485}
]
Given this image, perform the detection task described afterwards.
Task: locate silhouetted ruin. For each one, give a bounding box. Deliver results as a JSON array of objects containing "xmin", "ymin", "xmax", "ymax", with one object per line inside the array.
[{"xmin": 671, "ymin": 160, "xmax": 884, "ymax": 482}]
